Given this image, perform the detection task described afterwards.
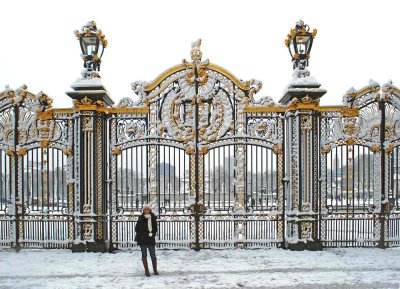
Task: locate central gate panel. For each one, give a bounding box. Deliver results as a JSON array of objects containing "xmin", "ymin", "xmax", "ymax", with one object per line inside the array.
[{"xmin": 108, "ymin": 41, "xmax": 285, "ymax": 250}]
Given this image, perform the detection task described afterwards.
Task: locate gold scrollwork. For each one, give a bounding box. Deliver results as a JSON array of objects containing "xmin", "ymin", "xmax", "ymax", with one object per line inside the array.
[
  {"xmin": 190, "ymin": 203, "xmax": 205, "ymax": 215},
  {"xmin": 37, "ymin": 110, "xmax": 54, "ymax": 120},
  {"xmin": 183, "ymin": 59, "xmax": 209, "ymax": 85},
  {"xmin": 341, "ymin": 107, "xmax": 359, "ymax": 117},
  {"xmin": 184, "ymin": 63, "xmax": 196, "ymax": 85},
  {"xmin": 197, "ymin": 63, "xmax": 209, "ymax": 85}
]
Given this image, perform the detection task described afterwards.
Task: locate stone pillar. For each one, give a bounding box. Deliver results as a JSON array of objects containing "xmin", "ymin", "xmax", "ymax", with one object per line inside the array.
[
  {"xmin": 67, "ymin": 75, "xmax": 114, "ymax": 252},
  {"xmin": 280, "ymin": 68, "xmax": 326, "ymax": 250}
]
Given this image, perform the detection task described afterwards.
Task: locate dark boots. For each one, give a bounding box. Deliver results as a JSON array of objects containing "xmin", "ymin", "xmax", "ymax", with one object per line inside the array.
[
  {"xmin": 142, "ymin": 257, "xmax": 150, "ymax": 277},
  {"xmin": 142, "ymin": 257, "xmax": 159, "ymax": 276},
  {"xmin": 152, "ymin": 258, "xmax": 159, "ymax": 275}
]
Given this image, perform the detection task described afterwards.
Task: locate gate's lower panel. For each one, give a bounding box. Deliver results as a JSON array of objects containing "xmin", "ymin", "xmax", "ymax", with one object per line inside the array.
[
  {"xmin": 0, "ymin": 215, "xmax": 13, "ymax": 247},
  {"xmin": 20, "ymin": 215, "xmax": 70, "ymax": 249},
  {"xmin": 322, "ymin": 214, "xmax": 377, "ymax": 247},
  {"xmin": 112, "ymin": 216, "xmax": 137, "ymax": 250},
  {"xmin": 245, "ymin": 215, "xmax": 282, "ymax": 248},
  {"xmin": 158, "ymin": 216, "xmax": 192, "ymax": 249},
  {"xmin": 388, "ymin": 214, "xmax": 400, "ymax": 247},
  {"xmin": 202, "ymin": 214, "xmax": 282, "ymax": 249}
]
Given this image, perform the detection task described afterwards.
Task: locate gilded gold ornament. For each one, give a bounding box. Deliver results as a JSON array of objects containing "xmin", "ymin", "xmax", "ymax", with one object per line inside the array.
[
  {"xmin": 370, "ymin": 145, "xmax": 380, "ymax": 153},
  {"xmin": 273, "ymin": 144, "xmax": 283, "ymax": 155},
  {"xmin": 200, "ymin": 146, "xmax": 208, "ymax": 155},
  {"xmin": 113, "ymin": 147, "xmax": 122, "ymax": 156},
  {"xmin": 385, "ymin": 144, "xmax": 393, "ymax": 153},
  {"xmin": 6, "ymin": 148, "xmax": 14, "ymax": 156},
  {"xmin": 64, "ymin": 147, "xmax": 73, "ymax": 157},
  {"xmin": 41, "ymin": 140, "xmax": 50, "ymax": 148},
  {"xmin": 341, "ymin": 107, "xmax": 359, "ymax": 117},
  {"xmin": 185, "ymin": 145, "xmax": 195, "ymax": 155},
  {"xmin": 322, "ymin": 146, "xmax": 331, "ymax": 155},
  {"xmin": 81, "ymin": 96, "xmax": 93, "ymax": 105},
  {"xmin": 17, "ymin": 148, "xmax": 27, "ymax": 156}
]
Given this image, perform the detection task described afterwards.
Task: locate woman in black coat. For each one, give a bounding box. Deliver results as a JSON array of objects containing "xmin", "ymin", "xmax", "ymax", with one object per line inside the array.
[{"xmin": 135, "ymin": 204, "xmax": 158, "ymax": 277}]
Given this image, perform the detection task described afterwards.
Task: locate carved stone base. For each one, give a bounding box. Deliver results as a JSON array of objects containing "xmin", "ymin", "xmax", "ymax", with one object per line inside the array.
[
  {"xmin": 13, "ymin": 243, "xmax": 22, "ymax": 253},
  {"xmin": 190, "ymin": 242, "xmax": 204, "ymax": 250},
  {"xmin": 87, "ymin": 240, "xmax": 108, "ymax": 253},
  {"xmin": 285, "ymin": 240, "xmax": 307, "ymax": 251},
  {"xmin": 71, "ymin": 242, "xmax": 87, "ymax": 253},
  {"xmin": 284, "ymin": 240, "xmax": 323, "ymax": 251},
  {"xmin": 235, "ymin": 242, "xmax": 246, "ymax": 249},
  {"xmin": 66, "ymin": 77, "xmax": 114, "ymax": 107},
  {"xmin": 306, "ymin": 240, "xmax": 323, "ymax": 251}
]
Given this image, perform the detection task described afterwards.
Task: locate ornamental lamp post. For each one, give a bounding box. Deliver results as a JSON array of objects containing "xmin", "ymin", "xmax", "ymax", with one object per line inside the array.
[
  {"xmin": 285, "ymin": 19, "xmax": 317, "ymax": 70},
  {"xmin": 68, "ymin": 21, "xmax": 113, "ymax": 252},
  {"xmin": 279, "ymin": 20, "xmax": 325, "ymax": 105},
  {"xmin": 67, "ymin": 21, "xmax": 114, "ymax": 107},
  {"xmin": 74, "ymin": 21, "xmax": 108, "ymax": 77},
  {"xmin": 281, "ymin": 20, "xmax": 325, "ymax": 251}
]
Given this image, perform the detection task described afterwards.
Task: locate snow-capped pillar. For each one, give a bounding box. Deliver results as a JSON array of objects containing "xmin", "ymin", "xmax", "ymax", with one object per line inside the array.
[
  {"xmin": 280, "ymin": 68, "xmax": 326, "ymax": 250},
  {"xmin": 66, "ymin": 75, "xmax": 114, "ymax": 252}
]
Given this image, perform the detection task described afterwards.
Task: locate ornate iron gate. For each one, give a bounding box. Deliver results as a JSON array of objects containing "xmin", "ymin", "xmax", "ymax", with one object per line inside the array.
[
  {"xmin": 0, "ymin": 31, "xmax": 399, "ymax": 251},
  {"xmin": 108, "ymin": 40, "xmax": 285, "ymax": 250},
  {"xmin": 319, "ymin": 80, "xmax": 400, "ymax": 248},
  {"xmin": 0, "ymin": 86, "xmax": 74, "ymax": 249}
]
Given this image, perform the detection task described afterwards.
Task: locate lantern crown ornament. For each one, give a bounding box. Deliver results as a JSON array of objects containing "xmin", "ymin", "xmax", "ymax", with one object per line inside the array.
[
  {"xmin": 279, "ymin": 20, "xmax": 325, "ymax": 105},
  {"xmin": 74, "ymin": 21, "xmax": 108, "ymax": 78},
  {"xmin": 285, "ymin": 19, "xmax": 317, "ymax": 70},
  {"xmin": 67, "ymin": 21, "xmax": 114, "ymax": 107}
]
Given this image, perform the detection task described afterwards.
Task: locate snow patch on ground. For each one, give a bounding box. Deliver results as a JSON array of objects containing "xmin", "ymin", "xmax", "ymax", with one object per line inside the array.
[{"xmin": 0, "ymin": 248, "xmax": 400, "ymax": 289}]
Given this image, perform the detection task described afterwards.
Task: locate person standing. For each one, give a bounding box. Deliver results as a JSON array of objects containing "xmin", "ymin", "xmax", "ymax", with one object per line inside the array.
[{"xmin": 135, "ymin": 204, "xmax": 158, "ymax": 277}]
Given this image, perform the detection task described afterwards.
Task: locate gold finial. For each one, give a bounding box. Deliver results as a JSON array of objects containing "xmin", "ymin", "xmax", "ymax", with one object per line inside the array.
[{"xmin": 190, "ymin": 39, "xmax": 202, "ymax": 62}]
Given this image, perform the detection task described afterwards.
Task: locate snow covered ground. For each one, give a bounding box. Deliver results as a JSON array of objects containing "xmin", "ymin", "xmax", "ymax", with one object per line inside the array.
[{"xmin": 1, "ymin": 248, "xmax": 400, "ymax": 289}]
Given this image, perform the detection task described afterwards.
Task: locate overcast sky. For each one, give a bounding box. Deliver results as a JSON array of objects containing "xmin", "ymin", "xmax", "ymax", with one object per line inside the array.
[{"xmin": 1, "ymin": 0, "xmax": 400, "ymax": 108}]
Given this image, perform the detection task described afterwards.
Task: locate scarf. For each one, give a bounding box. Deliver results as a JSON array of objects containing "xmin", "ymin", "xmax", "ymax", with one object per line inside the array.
[{"xmin": 144, "ymin": 214, "xmax": 153, "ymax": 237}]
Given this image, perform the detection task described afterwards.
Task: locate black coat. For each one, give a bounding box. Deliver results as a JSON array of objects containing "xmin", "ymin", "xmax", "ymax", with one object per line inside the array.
[{"xmin": 135, "ymin": 213, "xmax": 158, "ymax": 246}]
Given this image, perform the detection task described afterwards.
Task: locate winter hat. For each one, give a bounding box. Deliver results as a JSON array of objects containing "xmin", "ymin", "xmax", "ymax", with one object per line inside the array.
[{"xmin": 142, "ymin": 204, "xmax": 152, "ymax": 211}]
